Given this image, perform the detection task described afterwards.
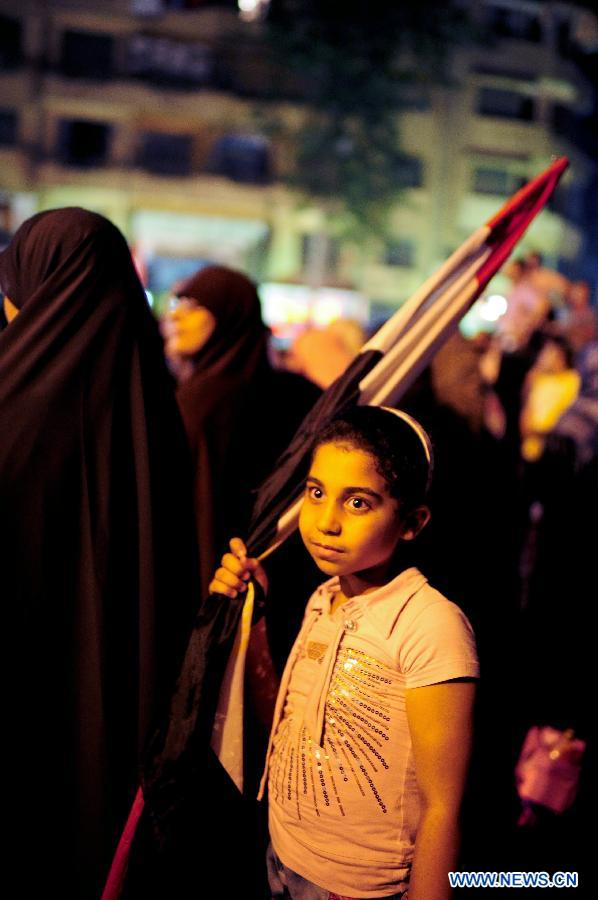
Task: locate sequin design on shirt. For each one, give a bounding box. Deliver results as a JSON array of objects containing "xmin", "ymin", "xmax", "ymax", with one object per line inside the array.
[
  {"xmin": 270, "ymin": 643, "xmax": 394, "ymax": 819},
  {"xmin": 305, "ymin": 641, "xmax": 328, "ymax": 662}
]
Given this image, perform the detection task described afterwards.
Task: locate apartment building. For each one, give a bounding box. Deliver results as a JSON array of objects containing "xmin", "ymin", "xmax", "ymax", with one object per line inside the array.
[{"xmin": 1, "ymin": 0, "xmax": 596, "ymax": 322}]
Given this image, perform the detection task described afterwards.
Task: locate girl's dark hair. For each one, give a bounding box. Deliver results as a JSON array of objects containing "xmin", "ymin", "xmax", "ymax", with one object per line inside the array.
[{"xmin": 313, "ymin": 406, "xmax": 432, "ymax": 509}]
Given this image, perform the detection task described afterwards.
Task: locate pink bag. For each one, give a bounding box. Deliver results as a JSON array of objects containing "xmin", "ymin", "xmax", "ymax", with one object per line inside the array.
[{"xmin": 515, "ymin": 725, "xmax": 585, "ymax": 825}]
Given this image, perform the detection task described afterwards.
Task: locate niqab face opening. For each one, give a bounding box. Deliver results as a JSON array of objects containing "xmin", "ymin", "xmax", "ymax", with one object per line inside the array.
[{"xmin": 173, "ymin": 264, "xmax": 269, "ymax": 380}]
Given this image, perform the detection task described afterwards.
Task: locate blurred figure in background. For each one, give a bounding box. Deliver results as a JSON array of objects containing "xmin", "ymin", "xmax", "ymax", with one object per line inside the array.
[
  {"xmin": 496, "ymin": 257, "xmax": 550, "ymax": 353},
  {"xmin": 549, "ymin": 338, "xmax": 598, "ymax": 476},
  {"xmin": 524, "ymin": 250, "xmax": 570, "ymax": 314},
  {"xmin": 285, "ymin": 317, "xmax": 365, "ymax": 389},
  {"xmin": 326, "ymin": 315, "xmax": 366, "ymax": 357},
  {"xmin": 518, "ymin": 336, "xmax": 580, "ymax": 613},
  {"xmin": 430, "ymin": 330, "xmax": 487, "ymax": 435},
  {"xmin": 557, "ymin": 280, "xmax": 598, "ymax": 352},
  {"xmin": 0, "ymin": 208, "xmax": 198, "ymax": 898},
  {"xmin": 480, "ymin": 256, "xmax": 561, "ymax": 465},
  {"xmin": 520, "ymin": 335, "xmax": 580, "ymax": 463},
  {"xmin": 161, "ymin": 264, "xmax": 321, "ymax": 600}
]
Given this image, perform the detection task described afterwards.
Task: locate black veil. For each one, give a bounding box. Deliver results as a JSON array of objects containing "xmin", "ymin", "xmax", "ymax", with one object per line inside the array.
[{"xmin": 0, "ymin": 208, "xmax": 198, "ymax": 898}]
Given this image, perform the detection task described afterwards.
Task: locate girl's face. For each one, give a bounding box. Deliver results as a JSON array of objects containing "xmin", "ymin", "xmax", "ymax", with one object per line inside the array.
[
  {"xmin": 299, "ymin": 441, "xmax": 414, "ymax": 592},
  {"xmin": 161, "ymin": 297, "xmax": 216, "ymax": 357}
]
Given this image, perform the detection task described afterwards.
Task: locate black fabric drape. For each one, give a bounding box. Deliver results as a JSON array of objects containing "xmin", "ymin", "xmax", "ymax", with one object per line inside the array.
[{"xmin": 0, "ymin": 208, "xmax": 198, "ymax": 899}]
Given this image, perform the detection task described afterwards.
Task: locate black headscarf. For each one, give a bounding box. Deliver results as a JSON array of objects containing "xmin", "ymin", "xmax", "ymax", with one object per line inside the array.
[
  {"xmin": 172, "ymin": 265, "xmax": 297, "ymax": 595},
  {"xmin": 0, "ymin": 208, "xmax": 198, "ymax": 898},
  {"xmin": 176, "ymin": 264, "xmax": 269, "ymax": 384}
]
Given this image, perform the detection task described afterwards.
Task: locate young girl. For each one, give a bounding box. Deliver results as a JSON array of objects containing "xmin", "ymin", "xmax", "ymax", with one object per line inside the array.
[{"xmin": 210, "ymin": 406, "xmax": 479, "ymax": 900}]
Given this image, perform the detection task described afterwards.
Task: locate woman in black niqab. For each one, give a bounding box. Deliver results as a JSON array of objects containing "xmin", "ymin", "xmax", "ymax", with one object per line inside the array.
[{"xmin": 0, "ymin": 208, "xmax": 198, "ymax": 898}]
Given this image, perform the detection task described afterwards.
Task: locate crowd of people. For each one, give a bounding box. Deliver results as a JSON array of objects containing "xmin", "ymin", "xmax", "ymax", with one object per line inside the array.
[
  {"xmin": 0, "ymin": 208, "xmax": 595, "ymax": 898},
  {"xmin": 414, "ymin": 253, "xmax": 596, "ymax": 893}
]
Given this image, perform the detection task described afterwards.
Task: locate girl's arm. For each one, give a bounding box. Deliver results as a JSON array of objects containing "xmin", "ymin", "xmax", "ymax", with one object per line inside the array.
[{"xmin": 405, "ymin": 679, "xmax": 476, "ymax": 900}]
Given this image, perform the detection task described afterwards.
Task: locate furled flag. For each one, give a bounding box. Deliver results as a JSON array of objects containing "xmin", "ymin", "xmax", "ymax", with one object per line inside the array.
[{"xmin": 103, "ymin": 156, "xmax": 568, "ymax": 899}]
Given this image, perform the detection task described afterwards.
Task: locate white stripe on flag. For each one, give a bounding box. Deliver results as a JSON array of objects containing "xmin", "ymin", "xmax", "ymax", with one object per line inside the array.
[
  {"xmin": 210, "ymin": 582, "xmax": 255, "ymax": 791},
  {"xmin": 365, "ymin": 225, "xmax": 491, "ymax": 352},
  {"xmin": 360, "ymin": 234, "xmax": 493, "ymax": 401}
]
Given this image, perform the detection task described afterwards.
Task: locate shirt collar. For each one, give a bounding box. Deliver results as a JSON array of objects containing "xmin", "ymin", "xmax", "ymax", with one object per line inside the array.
[{"xmin": 311, "ymin": 567, "xmax": 428, "ymax": 639}]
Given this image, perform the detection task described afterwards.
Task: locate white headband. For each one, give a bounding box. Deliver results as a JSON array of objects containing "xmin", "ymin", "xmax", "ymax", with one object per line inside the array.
[{"xmin": 379, "ymin": 406, "xmax": 434, "ymax": 494}]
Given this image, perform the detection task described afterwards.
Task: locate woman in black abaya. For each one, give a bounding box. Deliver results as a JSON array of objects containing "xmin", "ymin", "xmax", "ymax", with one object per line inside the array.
[
  {"xmin": 0, "ymin": 208, "xmax": 198, "ymax": 898},
  {"xmin": 162, "ymin": 266, "xmax": 321, "ymax": 660}
]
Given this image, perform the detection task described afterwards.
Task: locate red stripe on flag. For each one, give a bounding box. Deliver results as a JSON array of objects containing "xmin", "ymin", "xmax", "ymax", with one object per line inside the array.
[
  {"xmin": 477, "ymin": 156, "xmax": 568, "ymax": 287},
  {"xmin": 101, "ymin": 788, "xmax": 145, "ymax": 900}
]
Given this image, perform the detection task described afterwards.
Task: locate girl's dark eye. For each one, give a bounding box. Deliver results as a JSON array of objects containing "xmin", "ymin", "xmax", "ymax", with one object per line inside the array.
[
  {"xmin": 307, "ymin": 485, "xmax": 323, "ymax": 500},
  {"xmin": 348, "ymin": 497, "xmax": 370, "ymax": 510}
]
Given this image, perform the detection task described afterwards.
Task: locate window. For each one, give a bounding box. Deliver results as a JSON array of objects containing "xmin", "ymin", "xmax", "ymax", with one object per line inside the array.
[
  {"xmin": 127, "ymin": 34, "xmax": 214, "ymax": 87},
  {"xmin": 61, "ymin": 30, "xmax": 115, "ymax": 79},
  {"xmin": 384, "ymin": 240, "xmax": 415, "ymax": 268},
  {"xmin": 138, "ymin": 132, "xmax": 193, "ymax": 176},
  {"xmin": 209, "ymin": 134, "xmax": 272, "ymax": 184},
  {"xmin": 552, "ymin": 104, "xmax": 577, "ymax": 137},
  {"xmin": 394, "ymin": 155, "xmax": 424, "ymax": 188},
  {"xmin": 0, "ymin": 15, "xmax": 22, "ymax": 69},
  {"xmin": 301, "ymin": 234, "xmax": 340, "ymax": 277},
  {"xmin": 0, "ymin": 110, "xmax": 18, "ymax": 146},
  {"xmin": 552, "ymin": 106, "xmax": 594, "ymax": 157},
  {"xmin": 556, "ymin": 18, "xmax": 573, "ymax": 59},
  {"xmin": 398, "ymin": 84, "xmax": 431, "ymax": 112},
  {"xmin": 484, "ymin": 6, "xmax": 543, "ymax": 42},
  {"xmin": 472, "ymin": 167, "xmax": 527, "ymax": 196},
  {"xmin": 477, "ymin": 87, "xmax": 534, "ymax": 121},
  {"xmin": 57, "ymin": 120, "xmax": 111, "ymax": 167},
  {"xmin": 547, "ymin": 178, "xmax": 587, "ymax": 228}
]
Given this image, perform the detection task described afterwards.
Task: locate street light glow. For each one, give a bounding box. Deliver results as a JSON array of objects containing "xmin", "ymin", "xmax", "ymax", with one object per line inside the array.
[{"xmin": 238, "ymin": 0, "xmax": 270, "ymax": 22}]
